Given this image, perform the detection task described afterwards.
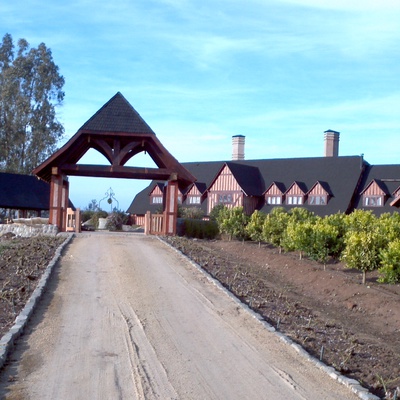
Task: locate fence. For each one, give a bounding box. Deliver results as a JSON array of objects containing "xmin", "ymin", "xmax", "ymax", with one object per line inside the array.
[{"xmin": 144, "ymin": 212, "xmax": 164, "ymax": 235}]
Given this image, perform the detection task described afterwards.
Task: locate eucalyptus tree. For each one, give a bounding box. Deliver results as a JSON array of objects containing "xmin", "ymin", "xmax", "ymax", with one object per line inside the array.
[{"xmin": 0, "ymin": 33, "xmax": 65, "ymax": 174}]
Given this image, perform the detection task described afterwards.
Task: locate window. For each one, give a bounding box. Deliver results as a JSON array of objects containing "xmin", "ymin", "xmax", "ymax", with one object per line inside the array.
[
  {"xmin": 218, "ymin": 194, "xmax": 233, "ymax": 204},
  {"xmin": 266, "ymin": 196, "xmax": 282, "ymax": 205},
  {"xmin": 363, "ymin": 196, "xmax": 383, "ymax": 207},
  {"xmin": 308, "ymin": 195, "xmax": 327, "ymax": 205},
  {"xmin": 287, "ymin": 196, "xmax": 303, "ymax": 205},
  {"xmin": 151, "ymin": 196, "xmax": 163, "ymax": 204},
  {"xmin": 189, "ymin": 196, "xmax": 201, "ymax": 204}
]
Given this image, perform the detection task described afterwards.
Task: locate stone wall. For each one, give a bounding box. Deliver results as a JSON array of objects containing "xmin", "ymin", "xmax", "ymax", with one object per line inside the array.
[{"xmin": 0, "ymin": 223, "xmax": 58, "ymax": 237}]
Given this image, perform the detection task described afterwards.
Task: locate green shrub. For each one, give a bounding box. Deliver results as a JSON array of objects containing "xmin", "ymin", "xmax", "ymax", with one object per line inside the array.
[
  {"xmin": 341, "ymin": 230, "xmax": 381, "ymax": 284},
  {"xmin": 178, "ymin": 218, "xmax": 219, "ymax": 239},
  {"xmin": 263, "ymin": 207, "xmax": 290, "ymax": 252},
  {"xmin": 209, "ymin": 204, "xmax": 226, "ymax": 221},
  {"xmin": 217, "ymin": 206, "xmax": 249, "ymax": 241},
  {"xmin": 378, "ymin": 239, "xmax": 400, "ymax": 283},
  {"xmin": 246, "ymin": 210, "xmax": 266, "ymax": 245},
  {"xmin": 180, "ymin": 207, "xmax": 205, "ymax": 219}
]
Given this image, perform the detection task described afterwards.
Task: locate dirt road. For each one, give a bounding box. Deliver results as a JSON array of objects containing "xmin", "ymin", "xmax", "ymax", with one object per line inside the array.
[{"xmin": 0, "ymin": 233, "xmax": 359, "ymax": 399}]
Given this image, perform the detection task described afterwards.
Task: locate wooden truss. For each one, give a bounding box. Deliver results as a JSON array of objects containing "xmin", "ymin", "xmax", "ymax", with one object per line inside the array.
[{"xmin": 33, "ymin": 93, "xmax": 196, "ymax": 233}]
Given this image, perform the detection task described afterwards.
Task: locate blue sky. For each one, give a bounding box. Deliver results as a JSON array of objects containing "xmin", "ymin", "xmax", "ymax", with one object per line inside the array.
[{"xmin": 2, "ymin": 0, "xmax": 400, "ymax": 211}]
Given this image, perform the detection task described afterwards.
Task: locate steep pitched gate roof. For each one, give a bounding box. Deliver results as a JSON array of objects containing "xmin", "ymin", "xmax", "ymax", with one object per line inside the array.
[{"xmin": 33, "ymin": 92, "xmax": 196, "ymax": 188}]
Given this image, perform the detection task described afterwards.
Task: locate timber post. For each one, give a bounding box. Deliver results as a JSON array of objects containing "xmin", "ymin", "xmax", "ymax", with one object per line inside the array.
[
  {"xmin": 163, "ymin": 177, "xmax": 179, "ymax": 236},
  {"xmin": 49, "ymin": 167, "xmax": 69, "ymax": 232}
]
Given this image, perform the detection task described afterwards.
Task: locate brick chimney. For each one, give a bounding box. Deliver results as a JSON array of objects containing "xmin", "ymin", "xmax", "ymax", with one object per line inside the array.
[
  {"xmin": 324, "ymin": 130, "xmax": 340, "ymax": 157},
  {"xmin": 232, "ymin": 135, "xmax": 245, "ymax": 160}
]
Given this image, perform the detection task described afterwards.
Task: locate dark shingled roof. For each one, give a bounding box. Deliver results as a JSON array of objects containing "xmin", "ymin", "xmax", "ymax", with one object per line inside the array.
[
  {"xmin": 225, "ymin": 162, "xmax": 264, "ymax": 196},
  {"xmin": 355, "ymin": 164, "xmax": 400, "ymax": 215},
  {"xmin": 127, "ymin": 155, "xmax": 366, "ymax": 217},
  {"xmin": 79, "ymin": 92, "xmax": 155, "ymax": 134},
  {"xmin": 230, "ymin": 156, "xmax": 365, "ymax": 216},
  {"xmin": 0, "ymin": 173, "xmax": 50, "ymax": 210}
]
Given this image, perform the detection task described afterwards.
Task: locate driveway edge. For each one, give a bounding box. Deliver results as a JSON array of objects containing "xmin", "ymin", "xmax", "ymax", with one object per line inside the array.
[{"xmin": 0, "ymin": 233, "xmax": 74, "ymax": 370}]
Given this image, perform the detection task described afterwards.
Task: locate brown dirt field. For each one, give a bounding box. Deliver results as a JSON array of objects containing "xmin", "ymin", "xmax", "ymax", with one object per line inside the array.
[{"xmin": 164, "ymin": 236, "xmax": 400, "ymax": 399}]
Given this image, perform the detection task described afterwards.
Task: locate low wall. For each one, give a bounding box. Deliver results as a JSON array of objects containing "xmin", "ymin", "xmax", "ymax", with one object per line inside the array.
[{"xmin": 0, "ymin": 223, "xmax": 58, "ymax": 237}]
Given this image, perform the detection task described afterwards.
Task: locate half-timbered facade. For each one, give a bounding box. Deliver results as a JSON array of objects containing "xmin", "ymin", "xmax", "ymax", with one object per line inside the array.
[{"xmin": 127, "ymin": 131, "xmax": 400, "ymax": 223}]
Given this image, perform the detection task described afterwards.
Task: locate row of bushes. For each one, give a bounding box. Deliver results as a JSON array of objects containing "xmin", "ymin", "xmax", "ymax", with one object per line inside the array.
[{"xmin": 213, "ymin": 206, "xmax": 400, "ymax": 285}]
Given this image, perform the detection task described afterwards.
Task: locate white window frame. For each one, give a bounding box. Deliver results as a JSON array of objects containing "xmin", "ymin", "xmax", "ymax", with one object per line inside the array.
[
  {"xmin": 266, "ymin": 196, "xmax": 282, "ymax": 205},
  {"xmin": 287, "ymin": 196, "xmax": 303, "ymax": 205},
  {"xmin": 151, "ymin": 196, "xmax": 163, "ymax": 204},
  {"xmin": 308, "ymin": 195, "xmax": 327, "ymax": 205},
  {"xmin": 363, "ymin": 195, "xmax": 383, "ymax": 207},
  {"xmin": 189, "ymin": 196, "xmax": 201, "ymax": 204}
]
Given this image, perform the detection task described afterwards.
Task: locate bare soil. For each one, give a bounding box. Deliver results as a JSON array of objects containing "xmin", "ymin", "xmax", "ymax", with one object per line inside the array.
[
  {"xmin": 164, "ymin": 236, "xmax": 400, "ymax": 399},
  {"xmin": 0, "ymin": 234, "xmax": 65, "ymax": 338}
]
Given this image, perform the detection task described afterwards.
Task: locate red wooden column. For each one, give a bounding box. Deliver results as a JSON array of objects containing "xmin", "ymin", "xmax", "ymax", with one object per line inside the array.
[
  {"xmin": 163, "ymin": 178, "xmax": 178, "ymax": 235},
  {"xmin": 49, "ymin": 167, "xmax": 69, "ymax": 231}
]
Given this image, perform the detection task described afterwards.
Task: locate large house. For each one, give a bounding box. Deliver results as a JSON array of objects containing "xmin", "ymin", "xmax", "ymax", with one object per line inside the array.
[{"xmin": 127, "ymin": 131, "xmax": 400, "ymax": 224}]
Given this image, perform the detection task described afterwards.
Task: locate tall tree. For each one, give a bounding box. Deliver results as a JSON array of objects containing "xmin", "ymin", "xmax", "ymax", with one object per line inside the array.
[{"xmin": 0, "ymin": 33, "xmax": 64, "ymax": 174}]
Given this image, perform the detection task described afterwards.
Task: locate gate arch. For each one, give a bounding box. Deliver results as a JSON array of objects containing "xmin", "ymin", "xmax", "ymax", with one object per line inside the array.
[{"xmin": 33, "ymin": 92, "xmax": 196, "ymax": 234}]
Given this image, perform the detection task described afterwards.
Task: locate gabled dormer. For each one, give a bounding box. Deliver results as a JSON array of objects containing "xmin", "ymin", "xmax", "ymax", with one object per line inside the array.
[
  {"xmin": 284, "ymin": 182, "xmax": 307, "ymax": 205},
  {"xmin": 307, "ymin": 181, "xmax": 332, "ymax": 206},
  {"xmin": 264, "ymin": 182, "xmax": 285, "ymax": 205},
  {"xmin": 185, "ymin": 182, "xmax": 207, "ymax": 205},
  {"xmin": 360, "ymin": 179, "xmax": 388, "ymax": 207},
  {"xmin": 390, "ymin": 185, "xmax": 400, "ymax": 208},
  {"xmin": 149, "ymin": 183, "xmax": 164, "ymax": 205},
  {"xmin": 149, "ymin": 182, "xmax": 184, "ymax": 205}
]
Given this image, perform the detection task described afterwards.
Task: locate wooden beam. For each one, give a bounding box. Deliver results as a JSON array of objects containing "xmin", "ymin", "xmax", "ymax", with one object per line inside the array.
[{"xmin": 60, "ymin": 164, "xmax": 176, "ymax": 180}]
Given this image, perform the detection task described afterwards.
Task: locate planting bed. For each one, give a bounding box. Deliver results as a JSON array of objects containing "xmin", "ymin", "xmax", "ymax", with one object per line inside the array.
[
  {"xmin": 164, "ymin": 236, "xmax": 400, "ymax": 399},
  {"xmin": 0, "ymin": 234, "xmax": 65, "ymax": 339}
]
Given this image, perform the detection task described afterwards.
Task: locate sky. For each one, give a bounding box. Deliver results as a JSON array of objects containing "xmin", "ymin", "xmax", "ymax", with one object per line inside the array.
[{"xmin": 1, "ymin": 0, "xmax": 400, "ymax": 211}]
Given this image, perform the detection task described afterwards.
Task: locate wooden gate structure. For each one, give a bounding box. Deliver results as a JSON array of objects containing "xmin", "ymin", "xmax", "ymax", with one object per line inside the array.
[{"xmin": 33, "ymin": 92, "xmax": 196, "ymax": 235}]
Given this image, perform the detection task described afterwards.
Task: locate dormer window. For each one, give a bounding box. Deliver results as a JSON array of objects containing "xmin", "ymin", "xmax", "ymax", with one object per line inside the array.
[
  {"xmin": 363, "ymin": 195, "xmax": 383, "ymax": 207},
  {"xmin": 149, "ymin": 183, "xmax": 164, "ymax": 205},
  {"xmin": 264, "ymin": 182, "xmax": 285, "ymax": 206},
  {"xmin": 151, "ymin": 195, "xmax": 163, "ymax": 204},
  {"xmin": 308, "ymin": 195, "xmax": 327, "ymax": 205},
  {"xmin": 390, "ymin": 186, "xmax": 400, "ymax": 208},
  {"xmin": 307, "ymin": 182, "xmax": 331, "ymax": 206},
  {"xmin": 266, "ymin": 195, "xmax": 282, "ymax": 205},
  {"xmin": 284, "ymin": 182, "xmax": 306, "ymax": 206},
  {"xmin": 287, "ymin": 196, "xmax": 303, "ymax": 205},
  {"xmin": 188, "ymin": 195, "xmax": 201, "ymax": 204},
  {"xmin": 361, "ymin": 180, "xmax": 387, "ymax": 208}
]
